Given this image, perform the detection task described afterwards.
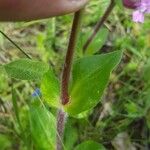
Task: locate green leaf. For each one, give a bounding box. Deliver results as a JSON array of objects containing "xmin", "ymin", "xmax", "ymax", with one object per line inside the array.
[
  {"xmin": 115, "ymin": 0, "xmax": 123, "ymax": 9},
  {"xmin": 65, "ymin": 51, "xmax": 122, "ymax": 116},
  {"xmin": 146, "ymin": 109, "xmax": 150, "ymax": 129},
  {"xmin": 29, "ymin": 104, "xmax": 56, "ymax": 150},
  {"xmin": 125, "ymin": 100, "xmax": 144, "ymax": 118},
  {"xmin": 0, "ymin": 69, "xmax": 7, "ymax": 93},
  {"xmin": 74, "ymin": 140, "xmax": 106, "ymax": 150},
  {"xmin": 0, "ymin": 65, "xmax": 5, "ymax": 73},
  {"xmin": 12, "ymin": 89, "xmax": 22, "ymax": 130},
  {"xmin": 85, "ymin": 27, "xmax": 109, "ymax": 55},
  {"xmin": 142, "ymin": 58, "xmax": 150, "ymax": 84},
  {"xmin": 4, "ymin": 58, "xmax": 49, "ymax": 80},
  {"xmin": 77, "ymin": 27, "xmax": 109, "ymax": 56},
  {"xmin": 64, "ymin": 120, "xmax": 78, "ymax": 150},
  {"xmin": 0, "ymin": 134, "xmax": 11, "ymax": 150},
  {"xmin": 41, "ymin": 70, "xmax": 60, "ymax": 108}
]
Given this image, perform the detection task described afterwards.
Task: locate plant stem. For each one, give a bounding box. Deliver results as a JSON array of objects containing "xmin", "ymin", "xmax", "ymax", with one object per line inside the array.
[
  {"xmin": 56, "ymin": 109, "xmax": 67, "ymax": 150},
  {"xmin": 56, "ymin": 10, "xmax": 82, "ymax": 150},
  {"xmin": 0, "ymin": 30, "xmax": 31, "ymax": 59},
  {"xmin": 61, "ymin": 10, "xmax": 82, "ymax": 105},
  {"xmin": 83, "ymin": 0, "xmax": 115, "ymax": 52}
]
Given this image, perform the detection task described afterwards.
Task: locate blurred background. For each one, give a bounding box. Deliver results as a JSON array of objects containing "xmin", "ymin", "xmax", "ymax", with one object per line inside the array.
[{"xmin": 0, "ymin": 0, "xmax": 150, "ymax": 149}]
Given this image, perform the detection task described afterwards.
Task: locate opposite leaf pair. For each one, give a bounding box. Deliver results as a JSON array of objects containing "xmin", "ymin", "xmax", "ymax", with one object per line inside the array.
[
  {"xmin": 3, "ymin": 51, "xmax": 122, "ymax": 116},
  {"xmin": 41, "ymin": 50, "xmax": 122, "ymax": 116}
]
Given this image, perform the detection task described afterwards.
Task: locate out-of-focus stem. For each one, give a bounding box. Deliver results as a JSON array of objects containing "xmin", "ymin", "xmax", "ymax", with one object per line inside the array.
[
  {"xmin": 0, "ymin": 30, "xmax": 31, "ymax": 59},
  {"xmin": 83, "ymin": 0, "xmax": 115, "ymax": 52}
]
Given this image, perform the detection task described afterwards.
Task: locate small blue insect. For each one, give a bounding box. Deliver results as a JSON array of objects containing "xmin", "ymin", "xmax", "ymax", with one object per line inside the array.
[{"xmin": 32, "ymin": 88, "xmax": 41, "ymax": 97}]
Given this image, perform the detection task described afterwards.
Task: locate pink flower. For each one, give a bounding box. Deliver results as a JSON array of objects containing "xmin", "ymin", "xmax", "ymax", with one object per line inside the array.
[
  {"xmin": 132, "ymin": 10, "xmax": 144, "ymax": 23},
  {"xmin": 123, "ymin": 0, "xmax": 150, "ymax": 23}
]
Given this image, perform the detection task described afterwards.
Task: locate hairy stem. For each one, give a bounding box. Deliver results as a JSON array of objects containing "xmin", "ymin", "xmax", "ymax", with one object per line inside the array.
[
  {"xmin": 83, "ymin": 0, "xmax": 115, "ymax": 52},
  {"xmin": 56, "ymin": 10, "xmax": 82, "ymax": 150},
  {"xmin": 56, "ymin": 109, "xmax": 67, "ymax": 150},
  {"xmin": 61, "ymin": 10, "xmax": 82, "ymax": 105}
]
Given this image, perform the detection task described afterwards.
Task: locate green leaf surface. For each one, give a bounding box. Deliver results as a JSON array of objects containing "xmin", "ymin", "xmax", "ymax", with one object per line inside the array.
[
  {"xmin": 29, "ymin": 104, "xmax": 56, "ymax": 150},
  {"xmin": 125, "ymin": 101, "xmax": 144, "ymax": 118},
  {"xmin": 143, "ymin": 58, "xmax": 150, "ymax": 84},
  {"xmin": 146, "ymin": 109, "xmax": 150, "ymax": 129},
  {"xmin": 64, "ymin": 120, "xmax": 78, "ymax": 150},
  {"xmin": 65, "ymin": 51, "xmax": 122, "ymax": 116},
  {"xmin": 4, "ymin": 58, "xmax": 49, "ymax": 80},
  {"xmin": 85, "ymin": 27, "xmax": 109, "ymax": 55},
  {"xmin": 0, "ymin": 134, "xmax": 11, "ymax": 150},
  {"xmin": 41, "ymin": 70, "xmax": 60, "ymax": 108},
  {"xmin": 0, "ymin": 70, "xmax": 8, "ymax": 93},
  {"xmin": 74, "ymin": 140, "xmax": 106, "ymax": 150},
  {"xmin": 115, "ymin": 0, "xmax": 123, "ymax": 9},
  {"xmin": 12, "ymin": 89, "xmax": 22, "ymax": 130},
  {"xmin": 77, "ymin": 27, "xmax": 109, "ymax": 56},
  {"xmin": 0, "ymin": 65, "xmax": 5, "ymax": 72}
]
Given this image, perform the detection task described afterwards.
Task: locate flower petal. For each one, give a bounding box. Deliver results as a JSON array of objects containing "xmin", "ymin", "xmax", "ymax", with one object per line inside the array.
[{"xmin": 132, "ymin": 10, "xmax": 144, "ymax": 23}]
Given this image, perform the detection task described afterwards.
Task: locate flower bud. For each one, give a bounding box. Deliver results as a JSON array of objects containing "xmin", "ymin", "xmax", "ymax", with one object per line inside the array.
[{"xmin": 123, "ymin": 0, "xmax": 140, "ymax": 9}]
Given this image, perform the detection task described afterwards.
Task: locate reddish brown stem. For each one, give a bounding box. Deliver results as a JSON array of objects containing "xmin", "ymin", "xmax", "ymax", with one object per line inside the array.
[
  {"xmin": 61, "ymin": 10, "xmax": 82, "ymax": 105},
  {"xmin": 83, "ymin": 0, "xmax": 115, "ymax": 52},
  {"xmin": 56, "ymin": 10, "xmax": 82, "ymax": 150}
]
